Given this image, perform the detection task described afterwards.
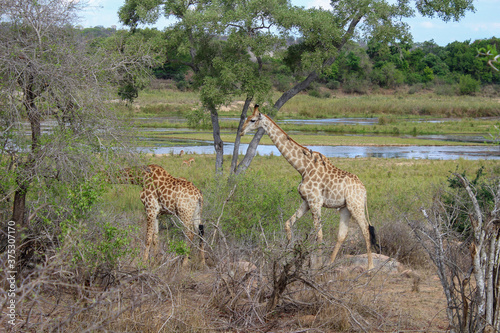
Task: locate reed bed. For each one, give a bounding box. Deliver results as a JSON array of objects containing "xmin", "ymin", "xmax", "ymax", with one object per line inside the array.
[
  {"xmin": 276, "ymin": 93, "xmax": 500, "ymax": 118},
  {"xmin": 127, "ymin": 87, "xmax": 500, "ymax": 119}
]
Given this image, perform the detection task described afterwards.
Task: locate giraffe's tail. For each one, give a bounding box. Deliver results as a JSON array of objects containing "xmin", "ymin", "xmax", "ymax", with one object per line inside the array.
[
  {"xmin": 194, "ymin": 195, "xmax": 206, "ymax": 264},
  {"xmin": 194, "ymin": 196, "xmax": 204, "ymax": 238},
  {"xmin": 366, "ymin": 199, "xmax": 380, "ymax": 252}
]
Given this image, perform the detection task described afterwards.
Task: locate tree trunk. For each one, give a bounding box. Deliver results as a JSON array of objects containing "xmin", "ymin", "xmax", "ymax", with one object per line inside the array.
[
  {"xmin": 209, "ymin": 106, "xmax": 224, "ymax": 174},
  {"xmin": 229, "ymin": 97, "xmax": 252, "ymax": 174},
  {"xmin": 10, "ymin": 78, "xmax": 41, "ymax": 271},
  {"xmin": 11, "ymin": 185, "xmax": 27, "ymax": 227}
]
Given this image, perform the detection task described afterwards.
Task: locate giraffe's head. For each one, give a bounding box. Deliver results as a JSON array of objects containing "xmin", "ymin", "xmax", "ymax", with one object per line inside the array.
[{"xmin": 240, "ymin": 104, "xmax": 264, "ymax": 136}]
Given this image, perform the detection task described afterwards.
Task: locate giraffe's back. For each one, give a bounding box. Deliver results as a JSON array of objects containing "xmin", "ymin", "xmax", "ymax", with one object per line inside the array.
[
  {"xmin": 301, "ymin": 155, "xmax": 367, "ymax": 209},
  {"xmin": 140, "ymin": 165, "xmax": 202, "ymax": 218}
]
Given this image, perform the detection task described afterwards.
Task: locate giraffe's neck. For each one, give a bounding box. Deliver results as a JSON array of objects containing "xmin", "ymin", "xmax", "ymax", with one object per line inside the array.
[
  {"xmin": 115, "ymin": 167, "xmax": 145, "ymax": 186},
  {"xmin": 262, "ymin": 115, "xmax": 309, "ymax": 175}
]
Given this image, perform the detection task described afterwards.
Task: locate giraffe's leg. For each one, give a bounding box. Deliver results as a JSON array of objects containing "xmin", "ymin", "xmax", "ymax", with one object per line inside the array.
[
  {"xmin": 309, "ymin": 203, "xmax": 323, "ymax": 243},
  {"xmin": 144, "ymin": 209, "xmax": 160, "ymax": 261},
  {"xmin": 349, "ymin": 204, "xmax": 374, "ymax": 270},
  {"xmin": 152, "ymin": 213, "xmax": 159, "ymax": 256},
  {"xmin": 142, "ymin": 191, "xmax": 160, "ymax": 262},
  {"xmin": 309, "ymin": 203, "xmax": 324, "ymax": 268},
  {"xmin": 285, "ymin": 199, "xmax": 309, "ymax": 241},
  {"xmin": 327, "ymin": 207, "xmax": 350, "ymax": 265}
]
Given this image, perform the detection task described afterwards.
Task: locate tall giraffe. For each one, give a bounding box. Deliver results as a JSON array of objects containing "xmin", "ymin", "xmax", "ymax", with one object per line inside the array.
[
  {"xmin": 240, "ymin": 105, "xmax": 377, "ymax": 269},
  {"xmin": 114, "ymin": 164, "xmax": 205, "ymax": 266}
]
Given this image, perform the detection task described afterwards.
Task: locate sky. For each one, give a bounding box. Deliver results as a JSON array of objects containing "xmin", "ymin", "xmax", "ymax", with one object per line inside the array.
[{"xmin": 80, "ymin": 0, "xmax": 500, "ymax": 46}]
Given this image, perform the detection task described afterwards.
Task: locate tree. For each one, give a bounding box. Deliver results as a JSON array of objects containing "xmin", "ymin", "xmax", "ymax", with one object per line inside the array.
[
  {"xmin": 411, "ymin": 173, "xmax": 500, "ymax": 332},
  {"xmin": 118, "ymin": 0, "xmax": 475, "ymax": 174},
  {"xmin": 0, "ymin": 0, "xmax": 152, "ymax": 269},
  {"xmin": 119, "ymin": 0, "xmax": 280, "ymax": 174},
  {"xmin": 233, "ymin": 0, "xmax": 474, "ymax": 174},
  {"xmin": 478, "ymin": 43, "xmax": 500, "ymax": 72}
]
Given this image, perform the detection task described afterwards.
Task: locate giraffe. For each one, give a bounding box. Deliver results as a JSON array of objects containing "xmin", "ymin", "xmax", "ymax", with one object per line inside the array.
[
  {"xmin": 114, "ymin": 164, "xmax": 205, "ymax": 266},
  {"xmin": 240, "ymin": 105, "xmax": 377, "ymax": 270}
]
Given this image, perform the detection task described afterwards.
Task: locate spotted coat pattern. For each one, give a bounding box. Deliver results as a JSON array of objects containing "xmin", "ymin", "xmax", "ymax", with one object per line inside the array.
[
  {"xmin": 240, "ymin": 106, "xmax": 375, "ymax": 269},
  {"xmin": 116, "ymin": 164, "xmax": 204, "ymax": 264}
]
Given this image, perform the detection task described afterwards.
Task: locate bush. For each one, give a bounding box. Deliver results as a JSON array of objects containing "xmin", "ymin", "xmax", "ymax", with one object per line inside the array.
[
  {"xmin": 326, "ymin": 80, "xmax": 340, "ymax": 90},
  {"xmin": 435, "ymin": 83, "xmax": 457, "ymax": 96},
  {"xmin": 458, "ymin": 74, "xmax": 480, "ymax": 95},
  {"xmin": 186, "ymin": 107, "xmax": 211, "ymax": 129},
  {"xmin": 370, "ymin": 63, "xmax": 404, "ymax": 88},
  {"xmin": 66, "ymin": 219, "xmax": 137, "ymax": 275},
  {"xmin": 442, "ymin": 167, "xmax": 498, "ymax": 237},
  {"xmin": 274, "ymin": 74, "xmax": 293, "ymax": 92},
  {"xmin": 216, "ymin": 171, "xmax": 297, "ymax": 242},
  {"xmin": 308, "ymin": 90, "xmax": 321, "ymax": 98},
  {"xmin": 378, "ymin": 218, "xmax": 429, "ymax": 268},
  {"xmin": 408, "ymin": 83, "xmax": 423, "ymax": 94},
  {"xmin": 342, "ymin": 75, "xmax": 370, "ymax": 94}
]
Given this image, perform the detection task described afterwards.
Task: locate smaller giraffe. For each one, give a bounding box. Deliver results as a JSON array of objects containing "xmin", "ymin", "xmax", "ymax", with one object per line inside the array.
[{"xmin": 114, "ymin": 164, "xmax": 205, "ymax": 266}]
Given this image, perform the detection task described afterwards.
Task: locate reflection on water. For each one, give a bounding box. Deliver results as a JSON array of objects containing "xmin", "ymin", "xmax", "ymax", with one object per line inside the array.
[{"xmin": 141, "ymin": 141, "xmax": 500, "ymax": 160}]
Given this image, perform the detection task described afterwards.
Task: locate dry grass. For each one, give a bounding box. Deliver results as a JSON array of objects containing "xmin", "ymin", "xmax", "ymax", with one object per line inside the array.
[{"xmin": 2, "ymin": 226, "xmax": 451, "ymax": 332}]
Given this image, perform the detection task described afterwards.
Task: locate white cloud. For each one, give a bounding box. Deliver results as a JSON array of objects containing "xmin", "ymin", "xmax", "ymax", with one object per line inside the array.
[
  {"xmin": 307, "ymin": 0, "xmax": 330, "ymax": 9},
  {"xmin": 420, "ymin": 21, "xmax": 437, "ymax": 29}
]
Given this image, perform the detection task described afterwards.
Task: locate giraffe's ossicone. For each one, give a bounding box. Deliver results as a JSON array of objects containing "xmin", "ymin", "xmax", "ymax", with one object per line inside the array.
[{"xmin": 240, "ymin": 105, "xmax": 378, "ymax": 270}]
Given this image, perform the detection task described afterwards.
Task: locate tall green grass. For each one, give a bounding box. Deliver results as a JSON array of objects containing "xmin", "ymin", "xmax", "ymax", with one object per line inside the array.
[
  {"xmin": 277, "ymin": 93, "xmax": 500, "ymax": 118},
  {"xmin": 105, "ymin": 154, "xmax": 500, "ymax": 243},
  {"xmin": 128, "ymin": 87, "xmax": 500, "ymax": 119}
]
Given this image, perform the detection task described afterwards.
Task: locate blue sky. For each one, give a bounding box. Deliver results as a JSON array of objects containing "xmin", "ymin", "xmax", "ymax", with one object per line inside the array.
[{"xmin": 81, "ymin": 0, "xmax": 499, "ymax": 46}]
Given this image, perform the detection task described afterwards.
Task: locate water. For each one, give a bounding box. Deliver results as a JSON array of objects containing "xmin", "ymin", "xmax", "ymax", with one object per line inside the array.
[
  {"xmin": 114, "ymin": 116, "xmax": 500, "ymax": 160},
  {"xmin": 141, "ymin": 141, "xmax": 500, "ymax": 160}
]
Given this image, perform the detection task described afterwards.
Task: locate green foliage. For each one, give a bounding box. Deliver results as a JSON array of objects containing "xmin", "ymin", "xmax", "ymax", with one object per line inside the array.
[
  {"xmin": 308, "ymin": 90, "xmax": 321, "ymax": 98},
  {"xmin": 186, "ymin": 107, "xmax": 212, "ymax": 129},
  {"xmin": 443, "ymin": 167, "xmax": 498, "ymax": 237},
  {"xmin": 118, "ymin": 78, "xmax": 140, "ymax": 104},
  {"xmin": 342, "ymin": 74, "xmax": 370, "ymax": 94},
  {"xmin": 458, "ymin": 74, "xmax": 480, "ymax": 95},
  {"xmin": 477, "ymin": 43, "xmax": 500, "ymax": 72},
  {"xmin": 56, "ymin": 177, "xmax": 137, "ymax": 273},
  {"xmin": 222, "ymin": 171, "xmax": 296, "ymax": 241},
  {"xmin": 370, "ymin": 62, "xmax": 405, "ymax": 88},
  {"xmin": 168, "ymin": 239, "xmax": 190, "ymax": 256},
  {"xmin": 59, "ymin": 176, "xmax": 105, "ymax": 241},
  {"xmin": 70, "ymin": 220, "xmax": 136, "ymax": 270}
]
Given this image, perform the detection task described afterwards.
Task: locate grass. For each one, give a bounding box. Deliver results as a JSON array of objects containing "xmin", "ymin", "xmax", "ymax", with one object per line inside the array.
[
  {"xmin": 11, "ymin": 82, "xmax": 500, "ymax": 332},
  {"xmin": 281, "ymin": 93, "xmax": 500, "ymax": 118},
  {"xmin": 136, "ymin": 129, "xmax": 492, "ymax": 147},
  {"xmin": 125, "ymin": 84, "xmax": 500, "ymax": 146},
  {"xmin": 128, "ymin": 85, "xmax": 500, "ymax": 119},
  {"xmin": 110, "ymin": 154, "xmax": 500, "ymax": 234}
]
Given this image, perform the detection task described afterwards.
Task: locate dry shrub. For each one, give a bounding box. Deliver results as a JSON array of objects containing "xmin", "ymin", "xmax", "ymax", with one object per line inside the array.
[
  {"xmin": 378, "ymin": 218, "xmax": 430, "ymax": 269},
  {"xmin": 206, "ymin": 237, "xmax": 397, "ymax": 332},
  {"xmin": 0, "ymin": 229, "xmax": 217, "ymax": 333}
]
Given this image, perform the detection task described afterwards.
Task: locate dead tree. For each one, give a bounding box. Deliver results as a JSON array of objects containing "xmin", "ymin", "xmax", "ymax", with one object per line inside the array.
[{"xmin": 411, "ymin": 174, "xmax": 500, "ymax": 332}]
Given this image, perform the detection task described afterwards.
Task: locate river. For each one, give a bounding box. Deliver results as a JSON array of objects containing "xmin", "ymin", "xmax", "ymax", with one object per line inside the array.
[{"xmin": 137, "ymin": 117, "xmax": 500, "ymax": 160}]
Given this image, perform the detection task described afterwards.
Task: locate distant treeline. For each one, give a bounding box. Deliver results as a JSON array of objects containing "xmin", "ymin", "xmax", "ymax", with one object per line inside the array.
[{"xmin": 82, "ymin": 26, "xmax": 500, "ymax": 96}]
